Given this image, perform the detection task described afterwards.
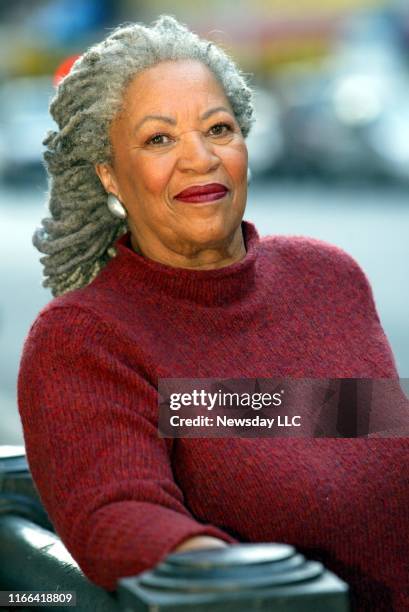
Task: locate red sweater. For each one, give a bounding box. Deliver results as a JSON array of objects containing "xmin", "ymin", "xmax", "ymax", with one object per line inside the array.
[{"xmin": 18, "ymin": 221, "xmax": 408, "ymax": 611}]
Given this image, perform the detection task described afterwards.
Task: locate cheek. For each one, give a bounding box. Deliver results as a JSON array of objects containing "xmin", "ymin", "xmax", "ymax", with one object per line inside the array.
[
  {"xmin": 222, "ymin": 143, "xmax": 248, "ymax": 182},
  {"xmin": 135, "ymin": 156, "xmax": 174, "ymax": 196}
]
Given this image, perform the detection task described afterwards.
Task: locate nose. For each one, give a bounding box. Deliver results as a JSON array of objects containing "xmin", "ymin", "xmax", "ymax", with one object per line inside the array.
[{"xmin": 177, "ymin": 130, "xmax": 220, "ymax": 174}]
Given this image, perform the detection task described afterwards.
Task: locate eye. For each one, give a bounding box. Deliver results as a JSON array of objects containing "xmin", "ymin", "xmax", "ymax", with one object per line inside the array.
[
  {"xmin": 208, "ymin": 122, "xmax": 233, "ymax": 137},
  {"xmin": 145, "ymin": 133, "xmax": 172, "ymax": 146}
]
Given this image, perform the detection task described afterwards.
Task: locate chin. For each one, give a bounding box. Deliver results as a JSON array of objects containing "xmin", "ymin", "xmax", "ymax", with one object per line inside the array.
[{"xmin": 185, "ymin": 216, "xmax": 241, "ymax": 247}]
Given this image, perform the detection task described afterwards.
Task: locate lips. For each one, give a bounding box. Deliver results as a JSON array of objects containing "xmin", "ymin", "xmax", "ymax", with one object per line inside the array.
[{"xmin": 175, "ymin": 183, "xmax": 229, "ymax": 198}]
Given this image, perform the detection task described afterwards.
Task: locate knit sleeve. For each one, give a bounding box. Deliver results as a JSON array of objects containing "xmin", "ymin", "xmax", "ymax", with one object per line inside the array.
[
  {"xmin": 273, "ymin": 235, "xmax": 399, "ymax": 377},
  {"xmin": 17, "ymin": 306, "xmax": 236, "ymax": 591},
  {"xmin": 318, "ymin": 242, "xmax": 399, "ymax": 376}
]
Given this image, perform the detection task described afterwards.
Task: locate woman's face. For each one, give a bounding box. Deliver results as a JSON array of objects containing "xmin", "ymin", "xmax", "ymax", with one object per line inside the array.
[{"xmin": 96, "ymin": 59, "xmax": 248, "ymax": 267}]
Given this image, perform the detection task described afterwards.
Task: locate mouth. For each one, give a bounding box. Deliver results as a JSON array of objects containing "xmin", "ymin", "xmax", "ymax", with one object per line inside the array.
[{"xmin": 174, "ymin": 183, "xmax": 229, "ymax": 204}]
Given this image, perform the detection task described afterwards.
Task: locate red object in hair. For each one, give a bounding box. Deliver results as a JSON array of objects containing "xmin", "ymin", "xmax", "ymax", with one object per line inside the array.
[{"xmin": 53, "ymin": 54, "xmax": 82, "ymax": 86}]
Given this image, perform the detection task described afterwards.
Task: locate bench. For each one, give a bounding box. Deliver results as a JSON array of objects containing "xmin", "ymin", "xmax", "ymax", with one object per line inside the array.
[{"xmin": 0, "ymin": 445, "xmax": 350, "ymax": 611}]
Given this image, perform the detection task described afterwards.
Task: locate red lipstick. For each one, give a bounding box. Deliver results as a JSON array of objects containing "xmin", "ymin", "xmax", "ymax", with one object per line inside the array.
[{"xmin": 175, "ymin": 183, "xmax": 229, "ymax": 203}]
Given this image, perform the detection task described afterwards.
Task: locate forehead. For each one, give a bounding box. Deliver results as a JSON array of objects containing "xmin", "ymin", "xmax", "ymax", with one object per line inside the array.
[{"xmin": 120, "ymin": 59, "xmax": 232, "ymax": 118}]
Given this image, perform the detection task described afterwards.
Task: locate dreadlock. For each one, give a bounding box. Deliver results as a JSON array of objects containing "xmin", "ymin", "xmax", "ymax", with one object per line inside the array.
[{"xmin": 34, "ymin": 14, "xmax": 255, "ymax": 296}]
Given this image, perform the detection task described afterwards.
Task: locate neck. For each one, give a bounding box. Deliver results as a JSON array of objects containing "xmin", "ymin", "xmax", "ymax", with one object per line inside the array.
[
  {"xmin": 128, "ymin": 224, "xmax": 247, "ymax": 271},
  {"xmin": 111, "ymin": 220, "xmax": 260, "ymax": 307}
]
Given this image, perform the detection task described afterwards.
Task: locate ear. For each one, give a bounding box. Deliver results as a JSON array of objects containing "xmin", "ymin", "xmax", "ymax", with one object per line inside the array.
[{"xmin": 95, "ymin": 163, "xmax": 121, "ymax": 199}]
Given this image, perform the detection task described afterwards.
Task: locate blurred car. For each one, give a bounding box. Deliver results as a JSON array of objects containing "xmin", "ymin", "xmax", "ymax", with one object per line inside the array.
[
  {"xmin": 277, "ymin": 10, "xmax": 409, "ymax": 183},
  {"xmin": 0, "ymin": 76, "xmax": 55, "ymax": 185},
  {"xmin": 245, "ymin": 87, "xmax": 284, "ymax": 177}
]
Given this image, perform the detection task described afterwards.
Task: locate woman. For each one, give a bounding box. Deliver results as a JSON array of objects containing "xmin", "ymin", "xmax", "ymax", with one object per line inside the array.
[{"xmin": 17, "ymin": 15, "xmax": 408, "ymax": 611}]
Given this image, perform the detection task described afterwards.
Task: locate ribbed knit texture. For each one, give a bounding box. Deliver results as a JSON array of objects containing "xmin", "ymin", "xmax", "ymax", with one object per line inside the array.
[{"xmin": 18, "ymin": 220, "xmax": 408, "ymax": 610}]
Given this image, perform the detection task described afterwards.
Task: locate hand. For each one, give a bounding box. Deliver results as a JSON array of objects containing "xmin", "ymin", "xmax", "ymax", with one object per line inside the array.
[{"xmin": 173, "ymin": 535, "xmax": 229, "ymax": 554}]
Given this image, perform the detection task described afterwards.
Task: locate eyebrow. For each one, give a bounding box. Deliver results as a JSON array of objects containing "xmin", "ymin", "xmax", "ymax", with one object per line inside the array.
[{"xmin": 133, "ymin": 106, "xmax": 232, "ymax": 133}]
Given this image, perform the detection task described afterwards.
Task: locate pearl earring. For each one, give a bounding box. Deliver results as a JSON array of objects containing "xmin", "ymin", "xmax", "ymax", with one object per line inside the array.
[
  {"xmin": 107, "ymin": 193, "xmax": 127, "ymax": 219},
  {"xmin": 247, "ymin": 167, "xmax": 252, "ymax": 185}
]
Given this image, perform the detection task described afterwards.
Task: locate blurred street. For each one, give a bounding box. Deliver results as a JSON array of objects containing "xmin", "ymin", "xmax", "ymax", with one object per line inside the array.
[{"xmin": 1, "ymin": 178, "xmax": 408, "ymax": 444}]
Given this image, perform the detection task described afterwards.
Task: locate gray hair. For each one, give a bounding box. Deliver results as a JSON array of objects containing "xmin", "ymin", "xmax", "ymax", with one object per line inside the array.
[{"xmin": 34, "ymin": 14, "xmax": 255, "ymax": 296}]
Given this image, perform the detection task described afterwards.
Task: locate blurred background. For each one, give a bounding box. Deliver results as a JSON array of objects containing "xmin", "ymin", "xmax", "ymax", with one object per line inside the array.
[{"xmin": 1, "ymin": 0, "xmax": 408, "ymax": 444}]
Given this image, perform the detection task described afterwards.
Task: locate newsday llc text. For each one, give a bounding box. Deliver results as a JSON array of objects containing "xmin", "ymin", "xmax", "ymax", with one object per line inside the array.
[{"xmin": 168, "ymin": 413, "xmax": 301, "ymax": 429}]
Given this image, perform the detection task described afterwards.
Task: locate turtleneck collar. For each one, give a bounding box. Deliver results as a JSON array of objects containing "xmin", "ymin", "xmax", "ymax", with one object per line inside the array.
[{"xmin": 108, "ymin": 220, "xmax": 260, "ymax": 307}]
